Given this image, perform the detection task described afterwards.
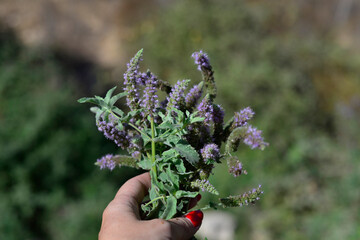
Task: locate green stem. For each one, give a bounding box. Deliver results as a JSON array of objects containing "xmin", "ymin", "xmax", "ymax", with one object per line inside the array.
[
  {"xmin": 106, "ymin": 109, "xmax": 150, "ymax": 138},
  {"xmin": 107, "ymin": 109, "xmax": 120, "ymax": 119},
  {"xmin": 128, "ymin": 122, "xmax": 150, "ymax": 139},
  {"xmin": 171, "ymin": 122, "xmax": 187, "ymax": 137},
  {"xmin": 158, "ymin": 129, "xmax": 171, "ymax": 139},
  {"xmin": 150, "ymin": 118, "xmax": 158, "ymax": 182},
  {"xmin": 143, "ymin": 196, "xmax": 165, "ymax": 207}
]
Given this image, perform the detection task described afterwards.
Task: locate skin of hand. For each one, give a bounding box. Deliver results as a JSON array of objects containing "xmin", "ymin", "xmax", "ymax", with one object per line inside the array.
[{"xmin": 99, "ymin": 172, "xmax": 203, "ymax": 240}]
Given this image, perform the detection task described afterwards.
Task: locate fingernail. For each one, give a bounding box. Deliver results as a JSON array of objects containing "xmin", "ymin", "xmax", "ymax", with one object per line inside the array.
[
  {"xmin": 196, "ymin": 194, "xmax": 202, "ymax": 201},
  {"xmin": 185, "ymin": 210, "xmax": 203, "ymax": 228}
]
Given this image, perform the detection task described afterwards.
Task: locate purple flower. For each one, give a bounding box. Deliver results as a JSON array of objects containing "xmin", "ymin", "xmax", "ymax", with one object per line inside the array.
[
  {"xmin": 96, "ymin": 154, "xmax": 117, "ymax": 170},
  {"xmin": 226, "ymin": 156, "xmax": 247, "ymax": 177},
  {"xmin": 213, "ymin": 104, "xmax": 224, "ymax": 125},
  {"xmin": 220, "ymin": 185, "xmax": 263, "ymax": 207},
  {"xmin": 136, "ymin": 72, "xmax": 148, "ymax": 86},
  {"xmin": 197, "ymin": 97, "xmax": 214, "ymax": 127},
  {"xmin": 191, "ymin": 179, "xmax": 219, "ymax": 195},
  {"xmin": 123, "ymin": 50, "xmax": 143, "ymax": 111},
  {"xmin": 167, "ymin": 79, "xmax": 189, "ymax": 110},
  {"xmin": 243, "ymin": 125, "xmax": 268, "ymax": 150},
  {"xmin": 192, "ymin": 50, "xmax": 211, "ymax": 71},
  {"xmin": 140, "ymin": 73, "xmax": 159, "ymax": 116},
  {"xmin": 97, "ymin": 120, "xmax": 130, "ymax": 149},
  {"xmin": 131, "ymin": 151, "xmax": 141, "ymax": 159},
  {"xmin": 233, "ymin": 107, "xmax": 254, "ymax": 129},
  {"xmin": 186, "ymin": 124, "xmax": 212, "ymax": 149},
  {"xmin": 201, "ymin": 143, "xmax": 220, "ymax": 163},
  {"xmin": 229, "ymin": 162, "xmax": 247, "ymax": 177},
  {"xmin": 185, "ymin": 84, "xmax": 203, "ymax": 110}
]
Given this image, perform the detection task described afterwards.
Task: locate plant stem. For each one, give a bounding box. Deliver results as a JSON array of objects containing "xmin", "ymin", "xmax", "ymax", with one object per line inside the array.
[
  {"xmin": 158, "ymin": 129, "xmax": 171, "ymax": 139},
  {"xmin": 150, "ymin": 117, "xmax": 158, "ymax": 182},
  {"xmin": 143, "ymin": 196, "xmax": 165, "ymax": 207},
  {"xmin": 128, "ymin": 122, "xmax": 150, "ymax": 139},
  {"xmin": 107, "ymin": 109, "xmax": 120, "ymax": 119}
]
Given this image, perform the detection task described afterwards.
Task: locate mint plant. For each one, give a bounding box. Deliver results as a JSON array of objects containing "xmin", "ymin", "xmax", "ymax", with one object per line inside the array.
[{"xmin": 79, "ymin": 49, "xmax": 268, "ymax": 220}]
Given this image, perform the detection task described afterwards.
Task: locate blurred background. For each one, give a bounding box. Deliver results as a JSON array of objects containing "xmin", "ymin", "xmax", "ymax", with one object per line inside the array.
[{"xmin": 0, "ymin": 0, "xmax": 359, "ymax": 239}]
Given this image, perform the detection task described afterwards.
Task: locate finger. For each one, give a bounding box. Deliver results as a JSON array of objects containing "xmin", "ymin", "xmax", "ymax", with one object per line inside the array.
[
  {"xmin": 188, "ymin": 194, "xmax": 202, "ymax": 210},
  {"xmin": 109, "ymin": 172, "xmax": 151, "ymax": 220},
  {"xmin": 115, "ymin": 172, "xmax": 151, "ymax": 203},
  {"xmin": 168, "ymin": 210, "xmax": 203, "ymax": 240}
]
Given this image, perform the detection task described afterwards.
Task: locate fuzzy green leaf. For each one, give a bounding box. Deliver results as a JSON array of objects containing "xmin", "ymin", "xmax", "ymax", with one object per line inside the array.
[
  {"xmin": 174, "ymin": 141, "xmax": 199, "ymax": 166},
  {"xmin": 157, "ymin": 120, "xmax": 174, "ymax": 130},
  {"xmin": 190, "ymin": 116, "xmax": 205, "ymax": 124},
  {"xmin": 138, "ymin": 157, "xmax": 152, "ymax": 170},
  {"xmin": 111, "ymin": 107, "xmax": 124, "ymax": 117},
  {"xmin": 112, "ymin": 155, "xmax": 139, "ymax": 169},
  {"xmin": 104, "ymin": 86, "xmax": 117, "ymax": 103},
  {"xmin": 77, "ymin": 97, "xmax": 102, "ymax": 105},
  {"xmin": 164, "ymin": 135, "xmax": 181, "ymax": 147},
  {"xmin": 175, "ymin": 190, "xmax": 198, "ymax": 199},
  {"xmin": 160, "ymin": 195, "xmax": 177, "ymax": 220}
]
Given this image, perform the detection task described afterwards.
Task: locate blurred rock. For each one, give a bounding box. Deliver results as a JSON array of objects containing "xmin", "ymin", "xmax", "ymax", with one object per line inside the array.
[
  {"xmin": 0, "ymin": 0, "xmax": 164, "ymax": 67},
  {"xmin": 197, "ymin": 211, "xmax": 237, "ymax": 240}
]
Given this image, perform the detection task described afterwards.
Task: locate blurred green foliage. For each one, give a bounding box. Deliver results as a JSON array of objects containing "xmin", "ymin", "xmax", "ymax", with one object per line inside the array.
[
  {"xmin": 1, "ymin": 0, "xmax": 360, "ymax": 239},
  {"xmin": 0, "ymin": 30, "xmax": 140, "ymax": 240}
]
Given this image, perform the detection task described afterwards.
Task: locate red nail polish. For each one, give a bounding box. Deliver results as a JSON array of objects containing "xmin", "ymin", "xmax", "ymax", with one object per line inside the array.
[
  {"xmin": 185, "ymin": 210, "xmax": 203, "ymax": 227},
  {"xmin": 196, "ymin": 194, "xmax": 202, "ymax": 201}
]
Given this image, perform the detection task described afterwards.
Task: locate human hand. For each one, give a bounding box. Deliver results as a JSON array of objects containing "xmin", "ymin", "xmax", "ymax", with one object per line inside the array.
[{"xmin": 99, "ymin": 172, "xmax": 203, "ymax": 240}]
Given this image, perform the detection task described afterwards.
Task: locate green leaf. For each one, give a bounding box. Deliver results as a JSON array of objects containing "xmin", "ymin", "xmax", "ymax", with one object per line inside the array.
[
  {"xmin": 172, "ymin": 108, "xmax": 185, "ymax": 121},
  {"xmin": 77, "ymin": 97, "xmax": 101, "ymax": 105},
  {"xmin": 160, "ymin": 195, "xmax": 177, "ymax": 220},
  {"xmin": 90, "ymin": 106, "xmax": 99, "ymax": 113},
  {"xmin": 164, "ymin": 135, "xmax": 181, "ymax": 147},
  {"xmin": 158, "ymin": 172, "xmax": 169, "ymax": 182},
  {"xmin": 104, "ymin": 86, "xmax": 117, "ymax": 103},
  {"xmin": 190, "ymin": 116, "xmax": 205, "ymax": 124},
  {"xmin": 174, "ymin": 141, "xmax": 199, "ymax": 166},
  {"xmin": 111, "ymin": 107, "xmax": 124, "ymax": 117},
  {"xmin": 110, "ymin": 91, "xmax": 128, "ymax": 105},
  {"xmin": 173, "ymin": 158, "xmax": 186, "ymax": 173},
  {"xmin": 138, "ymin": 157, "xmax": 152, "ymax": 170},
  {"xmin": 112, "ymin": 155, "xmax": 139, "ymax": 169},
  {"xmin": 166, "ymin": 167, "xmax": 179, "ymax": 189},
  {"xmin": 95, "ymin": 109, "xmax": 104, "ymax": 122},
  {"xmin": 141, "ymin": 132, "xmax": 152, "ymax": 146},
  {"xmin": 175, "ymin": 190, "xmax": 198, "ymax": 199},
  {"xmin": 157, "ymin": 120, "xmax": 174, "ymax": 129},
  {"xmin": 162, "ymin": 149, "xmax": 178, "ymax": 157}
]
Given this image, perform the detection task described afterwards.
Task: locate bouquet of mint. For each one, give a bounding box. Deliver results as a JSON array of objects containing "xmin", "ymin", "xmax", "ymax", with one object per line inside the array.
[{"xmin": 79, "ymin": 49, "xmax": 268, "ymax": 220}]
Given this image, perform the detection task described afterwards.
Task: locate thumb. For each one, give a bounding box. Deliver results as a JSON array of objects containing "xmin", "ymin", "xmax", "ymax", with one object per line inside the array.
[{"xmin": 168, "ymin": 210, "xmax": 203, "ymax": 240}]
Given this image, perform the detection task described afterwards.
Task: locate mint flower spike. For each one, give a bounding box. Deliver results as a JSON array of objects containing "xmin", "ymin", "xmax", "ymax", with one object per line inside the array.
[
  {"xmin": 201, "ymin": 143, "xmax": 220, "ymax": 164},
  {"xmin": 192, "ymin": 50, "xmax": 216, "ymax": 100},
  {"xmin": 197, "ymin": 95, "xmax": 214, "ymax": 127},
  {"xmin": 220, "ymin": 185, "xmax": 263, "ymax": 208},
  {"xmin": 96, "ymin": 154, "xmax": 117, "ymax": 170},
  {"xmin": 95, "ymin": 154, "xmax": 140, "ymax": 170},
  {"xmin": 232, "ymin": 107, "xmax": 255, "ymax": 129},
  {"xmin": 166, "ymin": 79, "xmax": 190, "ymax": 110},
  {"xmin": 123, "ymin": 49, "xmax": 143, "ymax": 111},
  {"xmin": 140, "ymin": 71, "xmax": 159, "ymax": 117},
  {"xmin": 244, "ymin": 125, "xmax": 269, "ymax": 150},
  {"xmin": 226, "ymin": 156, "xmax": 247, "ymax": 177},
  {"xmin": 191, "ymin": 179, "xmax": 219, "ymax": 195},
  {"xmin": 185, "ymin": 81, "xmax": 203, "ymax": 110},
  {"xmin": 97, "ymin": 118, "xmax": 130, "ymax": 149},
  {"xmin": 192, "ymin": 50, "xmax": 211, "ymax": 71},
  {"xmin": 212, "ymin": 104, "xmax": 225, "ymax": 146}
]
